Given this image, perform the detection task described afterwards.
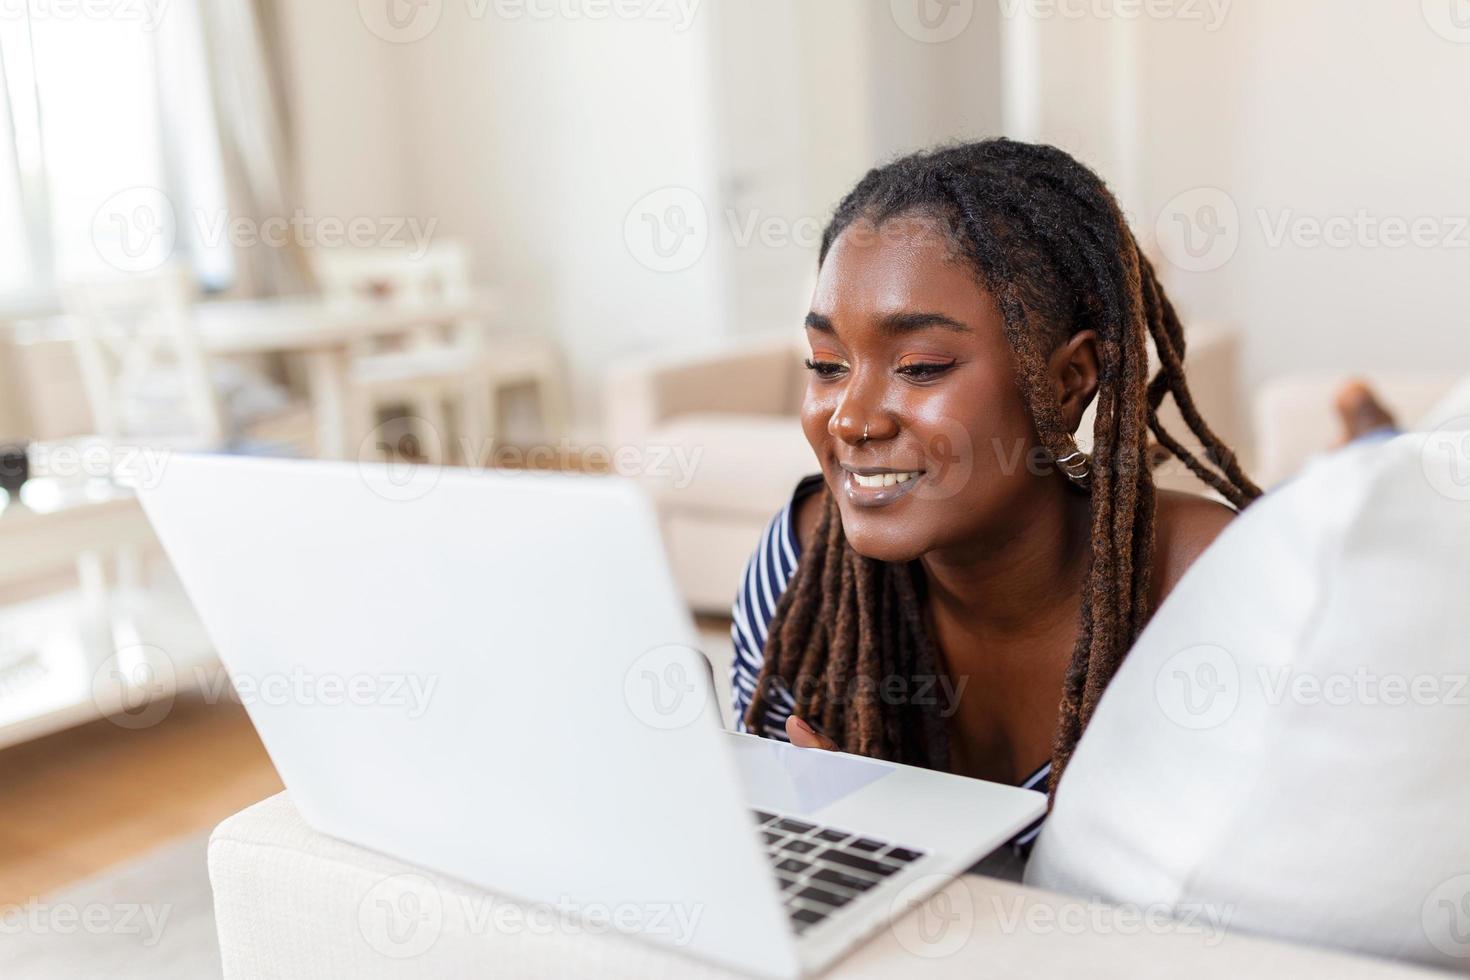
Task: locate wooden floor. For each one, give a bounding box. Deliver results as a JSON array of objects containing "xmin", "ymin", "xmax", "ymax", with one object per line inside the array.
[{"xmin": 0, "ymin": 695, "xmax": 281, "ymax": 906}]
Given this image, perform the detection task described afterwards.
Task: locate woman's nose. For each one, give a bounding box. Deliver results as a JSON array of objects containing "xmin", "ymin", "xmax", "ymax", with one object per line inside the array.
[{"xmin": 828, "ymin": 380, "xmax": 897, "ymax": 445}]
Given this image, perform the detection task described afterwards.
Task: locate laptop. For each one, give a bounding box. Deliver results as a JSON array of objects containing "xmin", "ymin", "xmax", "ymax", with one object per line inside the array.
[{"xmin": 137, "ymin": 454, "xmax": 1045, "ymax": 978}]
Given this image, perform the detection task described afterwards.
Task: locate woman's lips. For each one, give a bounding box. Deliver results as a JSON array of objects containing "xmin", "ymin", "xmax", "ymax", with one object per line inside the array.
[{"xmin": 841, "ymin": 467, "xmax": 925, "ymax": 507}]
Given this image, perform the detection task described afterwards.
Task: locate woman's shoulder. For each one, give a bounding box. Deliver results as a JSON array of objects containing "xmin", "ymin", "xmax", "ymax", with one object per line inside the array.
[
  {"xmin": 789, "ymin": 474, "xmax": 826, "ymax": 557},
  {"xmin": 734, "ymin": 474, "xmax": 825, "ymax": 614},
  {"xmin": 1150, "ymin": 488, "xmax": 1237, "ymax": 606}
]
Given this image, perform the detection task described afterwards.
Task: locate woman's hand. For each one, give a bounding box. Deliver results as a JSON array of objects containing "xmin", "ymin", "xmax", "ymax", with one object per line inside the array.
[{"xmin": 785, "ymin": 715, "xmax": 839, "ymax": 751}]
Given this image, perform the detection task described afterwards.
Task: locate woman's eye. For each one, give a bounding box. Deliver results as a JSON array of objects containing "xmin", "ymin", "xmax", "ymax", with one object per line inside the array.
[
  {"xmin": 895, "ymin": 361, "xmax": 955, "ymax": 379},
  {"xmin": 803, "ymin": 357, "xmax": 847, "ymax": 379}
]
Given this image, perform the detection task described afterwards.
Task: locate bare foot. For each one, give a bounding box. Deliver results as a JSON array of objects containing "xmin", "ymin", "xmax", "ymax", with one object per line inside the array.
[{"xmin": 1333, "ymin": 379, "xmax": 1398, "ymax": 445}]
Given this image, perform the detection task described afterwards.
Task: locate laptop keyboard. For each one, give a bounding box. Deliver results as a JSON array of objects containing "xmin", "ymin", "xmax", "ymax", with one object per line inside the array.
[{"xmin": 750, "ymin": 809, "xmax": 926, "ymax": 935}]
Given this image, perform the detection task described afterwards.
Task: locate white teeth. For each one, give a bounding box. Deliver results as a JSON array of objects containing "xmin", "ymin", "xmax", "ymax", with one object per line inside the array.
[{"xmin": 850, "ymin": 471, "xmax": 920, "ymax": 489}]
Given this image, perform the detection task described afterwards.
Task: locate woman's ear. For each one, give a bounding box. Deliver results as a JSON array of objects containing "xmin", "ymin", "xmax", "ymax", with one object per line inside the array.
[{"xmin": 1048, "ymin": 330, "xmax": 1100, "ymax": 433}]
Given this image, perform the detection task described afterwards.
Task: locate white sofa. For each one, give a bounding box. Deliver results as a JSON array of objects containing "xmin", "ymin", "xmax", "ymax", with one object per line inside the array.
[
  {"xmin": 605, "ymin": 324, "xmax": 1251, "ymax": 614},
  {"xmin": 207, "ymin": 367, "xmax": 1469, "ymax": 978},
  {"xmin": 208, "ymin": 793, "xmax": 1430, "ymax": 979}
]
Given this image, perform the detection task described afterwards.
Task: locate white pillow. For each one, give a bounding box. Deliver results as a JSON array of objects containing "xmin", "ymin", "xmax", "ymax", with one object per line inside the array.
[
  {"xmin": 1026, "ymin": 432, "xmax": 1470, "ymax": 973},
  {"xmin": 1419, "ymin": 373, "xmax": 1470, "ymax": 433}
]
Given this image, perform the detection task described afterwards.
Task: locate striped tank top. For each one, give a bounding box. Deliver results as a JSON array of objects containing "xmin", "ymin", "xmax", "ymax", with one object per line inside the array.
[{"xmin": 729, "ymin": 474, "xmax": 1048, "ymax": 852}]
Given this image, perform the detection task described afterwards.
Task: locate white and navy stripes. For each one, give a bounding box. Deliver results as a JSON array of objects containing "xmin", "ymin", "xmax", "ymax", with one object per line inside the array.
[
  {"xmin": 730, "ymin": 475, "xmax": 822, "ymax": 740},
  {"xmin": 729, "ymin": 475, "xmax": 1050, "ymax": 853}
]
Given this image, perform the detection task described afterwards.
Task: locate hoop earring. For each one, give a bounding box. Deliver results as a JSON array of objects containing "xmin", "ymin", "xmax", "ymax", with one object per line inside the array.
[{"xmin": 1055, "ymin": 436, "xmax": 1092, "ymax": 489}]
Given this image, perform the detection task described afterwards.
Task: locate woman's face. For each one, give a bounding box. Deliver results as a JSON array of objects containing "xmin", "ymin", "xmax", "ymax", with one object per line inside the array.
[{"xmin": 801, "ymin": 214, "xmax": 1068, "ymax": 563}]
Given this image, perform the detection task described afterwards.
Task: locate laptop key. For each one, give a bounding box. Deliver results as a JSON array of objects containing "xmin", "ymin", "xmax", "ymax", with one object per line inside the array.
[
  {"xmin": 775, "ymin": 857, "xmax": 811, "ymax": 875},
  {"xmin": 781, "ymin": 839, "xmax": 818, "ymax": 855},
  {"xmin": 884, "ymin": 846, "xmax": 924, "ymax": 863},
  {"xmin": 761, "ymin": 831, "xmax": 785, "ymax": 845},
  {"xmin": 752, "ymin": 809, "xmax": 778, "ymax": 824},
  {"xmin": 796, "ymin": 885, "xmax": 853, "ymax": 909},
  {"xmin": 814, "ymin": 828, "xmax": 850, "ymax": 843},
  {"xmin": 774, "ymin": 818, "xmax": 816, "ymax": 834},
  {"xmin": 849, "ymin": 838, "xmax": 886, "ymax": 853},
  {"xmin": 791, "ymin": 908, "xmax": 826, "ymax": 927},
  {"xmin": 776, "ymin": 876, "xmax": 799, "ymax": 891},
  {"xmin": 811, "ymin": 867, "xmax": 878, "ymax": 893},
  {"xmin": 818, "ymin": 849, "xmax": 900, "ymax": 877}
]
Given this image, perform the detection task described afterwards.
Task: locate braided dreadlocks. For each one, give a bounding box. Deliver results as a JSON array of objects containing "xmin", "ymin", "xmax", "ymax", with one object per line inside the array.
[{"xmin": 744, "ymin": 139, "xmax": 1261, "ymax": 797}]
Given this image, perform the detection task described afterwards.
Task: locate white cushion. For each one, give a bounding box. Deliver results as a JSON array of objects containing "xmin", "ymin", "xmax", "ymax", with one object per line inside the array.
[
  {"xmin": 1419, "ymin": 373, "xmax": 1470, "ymax": 432},
  {"xmin": 1026, "ymin": 432, "xmax": 1470, "ymax": 973}
]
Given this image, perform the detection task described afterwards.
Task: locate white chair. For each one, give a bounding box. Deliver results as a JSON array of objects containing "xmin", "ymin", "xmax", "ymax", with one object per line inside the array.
[
  {"xmin": 64, "ymin": 266, "xmax": 311, "ymax": 454},
  {"xmin": 314, "ymin": 241, "xmax": 567, "ymax": 464}
]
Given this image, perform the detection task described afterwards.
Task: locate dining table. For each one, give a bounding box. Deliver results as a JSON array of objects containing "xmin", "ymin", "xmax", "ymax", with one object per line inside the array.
[{"xmin": 191, "ymin": 289, "xmax": 503, "ymax": 458}]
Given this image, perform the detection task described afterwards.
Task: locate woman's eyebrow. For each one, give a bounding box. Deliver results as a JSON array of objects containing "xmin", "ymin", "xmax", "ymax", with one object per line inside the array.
[
  {"xmin": 804, "ymin": 311, "xmax": 835, "ymax": 333},
  {"xmin": 804, "ymin": 310, "xmax": 972, "ymax": 335},
  {"xmin": 880, "ymin": 311, "xmax": 972, "ymax": 335}
]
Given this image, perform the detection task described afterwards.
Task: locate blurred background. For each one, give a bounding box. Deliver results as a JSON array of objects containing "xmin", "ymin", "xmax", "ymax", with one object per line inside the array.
[{"xmin": 1, "ymin": 1, "xmax": 1468, "ymax": 975}]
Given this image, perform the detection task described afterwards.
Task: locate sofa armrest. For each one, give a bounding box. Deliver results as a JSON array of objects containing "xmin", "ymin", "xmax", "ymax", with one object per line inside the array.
[
  {"xmin": 210, "ymin": 793, "xmax": 1424, "ymax": 979},
  {"xmin": 603, "ymin": 333, "xmax": 804, "ymax": 451},
  {"xmin": 1252, "ymin": 372, "xmax": 1463, "ymax": 487}
]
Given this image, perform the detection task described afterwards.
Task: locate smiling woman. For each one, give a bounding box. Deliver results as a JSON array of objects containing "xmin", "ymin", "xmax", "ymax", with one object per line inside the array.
[{"xmin": 730, "ymin": 139, "xmax": 1261, "ymax": 850}]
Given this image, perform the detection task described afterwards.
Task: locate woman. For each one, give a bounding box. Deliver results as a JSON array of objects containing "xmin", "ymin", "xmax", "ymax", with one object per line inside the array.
[{"xmin": 730, "ymin": 139, "xmax": 1261, "ymax": 850}]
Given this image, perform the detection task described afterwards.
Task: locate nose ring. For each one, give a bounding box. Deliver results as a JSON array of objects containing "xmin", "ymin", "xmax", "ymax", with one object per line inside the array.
[{"xmin": 861, "ymin": 423, "xmax": 870, "ymax": 443}]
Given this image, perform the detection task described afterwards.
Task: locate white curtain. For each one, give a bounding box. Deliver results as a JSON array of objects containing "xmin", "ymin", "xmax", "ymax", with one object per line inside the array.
[{"xmin": 190, "ymin": 0, "xmax": 313, "ymax": 298}]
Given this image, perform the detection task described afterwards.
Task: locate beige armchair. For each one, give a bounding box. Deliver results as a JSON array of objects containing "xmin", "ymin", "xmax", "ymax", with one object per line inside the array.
[{"xmin": 604, "ymin": 332, "xmax": 817, "ymax": 613}]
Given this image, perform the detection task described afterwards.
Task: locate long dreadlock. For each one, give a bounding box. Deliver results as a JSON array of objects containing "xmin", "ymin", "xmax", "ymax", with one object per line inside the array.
[{"xmin": 744, "ymin": 139, "xmax": 1262, "ymax": 797}]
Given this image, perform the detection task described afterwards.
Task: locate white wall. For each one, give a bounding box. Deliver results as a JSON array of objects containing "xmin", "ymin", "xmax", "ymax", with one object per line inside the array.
[
  {"xmin": 1140, "ymin": 0, "xmax": 1470, "ymax": 387},
  {"xmin": 1021, "ymin": 0, "xmax": 1470, "ymax": 394},
  {"xmin": 275, "ymin": 0, "xmax": 1008, "ymax": 433}
]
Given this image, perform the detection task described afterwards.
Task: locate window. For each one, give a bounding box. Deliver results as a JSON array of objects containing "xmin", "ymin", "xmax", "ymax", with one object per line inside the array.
[{"xmin": 0, "ymin": 0, "xmax": 231, "ymax": 307}]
